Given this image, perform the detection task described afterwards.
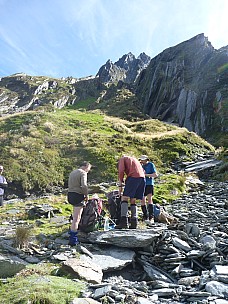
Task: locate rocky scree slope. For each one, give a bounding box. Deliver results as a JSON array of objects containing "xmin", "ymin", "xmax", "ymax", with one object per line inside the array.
[{"xmin": 0, "ymin": 178, "xmax": 227, "ymax": 304}]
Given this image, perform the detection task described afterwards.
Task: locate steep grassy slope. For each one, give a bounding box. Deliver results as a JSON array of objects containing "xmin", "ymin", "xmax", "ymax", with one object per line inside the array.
[
  {"xmin": 1, "ymin": 73, "xmax": 227, "ymax": 148},
  {"xmin": 0, "ymin": 105, "xmax": 214, "ymax": 196}
]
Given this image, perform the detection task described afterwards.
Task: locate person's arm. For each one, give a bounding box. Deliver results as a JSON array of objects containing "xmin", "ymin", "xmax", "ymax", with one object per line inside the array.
[
  {"xmin": 118, "ymin": 158, "xmax": 125, "ymax": 195},
  {"xmin": 118, "ymin": 183, "xmax": 124, "ymax": 196},
  {"xmin": 118, "ymin": 158, "xmax": 125, "ymax": 184},
  {"xmin": 81, "ymin": 171, "xmax": 88, "ymax": 199},
  {"xmin": 145, "ymin": 172, "xmax": 158, "ymax": 178}
]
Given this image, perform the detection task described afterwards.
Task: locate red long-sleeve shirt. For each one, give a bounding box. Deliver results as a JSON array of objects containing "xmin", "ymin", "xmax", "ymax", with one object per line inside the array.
[{"xmin": 118, "ymin": 156, "xmax": 145, "ymax": 183}]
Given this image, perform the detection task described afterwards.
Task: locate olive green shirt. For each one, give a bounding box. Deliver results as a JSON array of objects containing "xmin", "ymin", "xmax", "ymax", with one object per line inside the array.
[{"xmin": 68, "ymin": 168, "xmax": 88, "ymax": 195}]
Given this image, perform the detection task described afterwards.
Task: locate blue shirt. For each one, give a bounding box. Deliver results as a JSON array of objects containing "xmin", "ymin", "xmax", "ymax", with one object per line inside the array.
[{"xmin": 142, "ymin": 162, "xmax": 156, "ymax": 186}]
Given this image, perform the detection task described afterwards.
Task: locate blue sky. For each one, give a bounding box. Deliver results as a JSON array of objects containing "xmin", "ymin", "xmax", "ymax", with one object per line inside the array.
[{"xmin": 0, "ymin": 0, "xmax": 227, "ymax": 79}]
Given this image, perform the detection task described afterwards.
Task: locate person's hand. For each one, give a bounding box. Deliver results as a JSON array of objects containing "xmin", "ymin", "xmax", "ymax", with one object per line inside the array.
[{"xmin": 118, "ymin": 186, "xmax": 122, "ymax": 196}]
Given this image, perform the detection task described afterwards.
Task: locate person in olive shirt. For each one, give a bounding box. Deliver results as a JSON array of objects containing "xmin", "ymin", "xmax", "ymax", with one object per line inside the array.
[
  {"xmin": 0, "ymin": 165, "xmax": 8, "ymax": 207},
  {"xmin": 117, "ymin": 155, "xmax": 146, "ymax": 229},
  {"xmin": 67, "ymin": 161, "xmax": 92, "ymax": 246}
]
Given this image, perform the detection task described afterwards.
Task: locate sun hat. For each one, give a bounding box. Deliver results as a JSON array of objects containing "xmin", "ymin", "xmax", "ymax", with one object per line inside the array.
[{"xmin": 139, "ymin": 155, "xmax": 149, "ymax": 161}]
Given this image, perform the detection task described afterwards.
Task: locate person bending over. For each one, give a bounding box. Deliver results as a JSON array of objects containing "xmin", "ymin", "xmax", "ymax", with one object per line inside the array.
[{"xmin": 117, "ymin": 155, "xmax": 146, "ymax": 229}]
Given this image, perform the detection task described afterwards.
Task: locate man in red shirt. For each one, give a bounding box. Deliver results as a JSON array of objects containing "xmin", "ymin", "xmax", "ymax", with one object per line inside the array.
[{"xmin": 117, "ymin": 155, "xmax": 146, "ymax": 229}]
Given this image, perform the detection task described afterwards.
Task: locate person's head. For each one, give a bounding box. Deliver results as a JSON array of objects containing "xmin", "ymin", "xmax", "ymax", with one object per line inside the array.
[
  {"xmin": 80, "ymin": 161, "xmax": 92, "ymax": 173},
  {"xmin": 0, "ymin": 165, "xmax": 3, "ymax": 173},
  {"xmin": 138, "ymin": 155, "xmax": 149, "ymax": 164}
]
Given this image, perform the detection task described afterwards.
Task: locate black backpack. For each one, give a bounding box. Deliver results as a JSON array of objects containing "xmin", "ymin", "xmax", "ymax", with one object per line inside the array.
[
  {"xmin": 107, "ymin": 190, "xmax": 121, "ymax": 224},
  {"xmin": 79, "ymin": 198, "xmax": 103, "ymax": 233}
]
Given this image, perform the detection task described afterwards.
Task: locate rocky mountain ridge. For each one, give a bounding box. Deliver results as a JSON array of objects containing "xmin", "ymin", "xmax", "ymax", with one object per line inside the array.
[
  {"xmin": 96, "ymin": 52, "xmax": 151, "ymax": 83},
  {"xmin": 0, "ymin": 33, "xmax": 227, "ymax": 145}
]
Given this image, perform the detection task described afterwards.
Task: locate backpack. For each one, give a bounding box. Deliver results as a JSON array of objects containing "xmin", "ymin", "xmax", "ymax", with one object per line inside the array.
[
  {"xmin": 153, "ymin": 204, "xmax": 178, "ymax": 225},
  {"xmin": 79, "ymin": 197, "xmax": 103, "ymax": 233},
  {"xmin": 153, "ymin": 204, "xmax": 161, "ymax": 220},
  {"xmin": 107, "ymin": 190, "xmax": 121, "ymax": 224}
]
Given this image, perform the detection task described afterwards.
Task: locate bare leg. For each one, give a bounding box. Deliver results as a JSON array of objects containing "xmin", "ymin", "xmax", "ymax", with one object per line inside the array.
[
  {"xmin": 71, "ymin": 206, "xmax": 84, "ymax": 232},
  {"xmin": 147, "ymin": 193, "xmax": 153, "ymax": 204}
]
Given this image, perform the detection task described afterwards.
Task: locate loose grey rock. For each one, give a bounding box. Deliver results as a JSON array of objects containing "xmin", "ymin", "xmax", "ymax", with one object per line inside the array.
[
  {"xmin": 70, "ymin": 298, "xmax": 100, "ymax": 304},
  {"xmin": 205, "ymin": 281, "xmax": 228, "ymax": 298},
  {"xmin": 80, "ymin": 246, "xmax": 135, "ymax": 272},
  {"xmin": 0, "ymin": 254, "xmax": 28, "ymax": 278},
  {"xmin": 172, "ymin": 237, "xmax": 191, "ymax": 252},
  {"xmin": 61, "ymin": 258, "xmax": 103, "ymax": 284}
]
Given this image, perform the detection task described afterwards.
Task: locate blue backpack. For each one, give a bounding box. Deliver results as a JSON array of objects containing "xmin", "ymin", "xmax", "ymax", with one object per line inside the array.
[{"xmin": 153, "ymin": 204, "xmax": 161, "ymax": 219}]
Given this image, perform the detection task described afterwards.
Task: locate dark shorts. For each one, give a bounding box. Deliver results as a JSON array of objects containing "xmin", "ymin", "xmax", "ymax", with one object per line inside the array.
[
  {"xmin": 144, "ymin": 185, "xmax": 154, "ymax": 196},
  {"xmin": 67, "ymin": 192, "xmax": 85, "ymax": 207},
  {"xmin": 123, "ymin": 177, "xmax": 146, "ymax": 200}
]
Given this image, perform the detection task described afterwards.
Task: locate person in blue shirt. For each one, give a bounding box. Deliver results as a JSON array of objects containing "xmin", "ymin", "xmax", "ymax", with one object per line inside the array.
[{"xmin": 139, "ymin": 155, "xmax": 158, "ymax": 223}]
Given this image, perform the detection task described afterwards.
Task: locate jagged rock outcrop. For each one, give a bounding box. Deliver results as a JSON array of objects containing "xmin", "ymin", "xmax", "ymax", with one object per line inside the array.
[
  {"xmin": 96, "ymin": 52, "xmax": 151, "ymax": 83},
  {"xmin": 135, "ymin": 34, "xmax": 228, "ymax": 137},
  {"xmin": 0, "ymin": 74, "xmax": 104, "ymax": 115}
]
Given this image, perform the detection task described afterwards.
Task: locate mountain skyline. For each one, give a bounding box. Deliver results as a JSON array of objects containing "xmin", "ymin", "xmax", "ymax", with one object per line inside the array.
[{"xmin": 1, "ymin": 0, "xmax": 228, "ymax": 79}]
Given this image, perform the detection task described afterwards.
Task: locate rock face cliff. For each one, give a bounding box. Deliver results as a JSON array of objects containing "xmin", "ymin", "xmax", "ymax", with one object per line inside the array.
[
  {"xmin": 135, "ymin": 34, "xmax": 228, "ymax": 137},
  {"xmin": 96, "ymin": 52, "xmax": 151, "ymax": 83}
]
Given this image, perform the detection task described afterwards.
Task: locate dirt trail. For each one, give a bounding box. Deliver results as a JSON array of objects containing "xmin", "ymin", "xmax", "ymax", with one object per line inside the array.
[
  {"xmin": 134, "ymin": 128, "xmax": 189, "ymax": 139},
  {"xmin": 105, "ymin": 115, "xmax": 189, "ymax": 139}
]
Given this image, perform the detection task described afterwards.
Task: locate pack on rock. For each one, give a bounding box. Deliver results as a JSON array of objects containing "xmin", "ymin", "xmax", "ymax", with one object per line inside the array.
[
  {"xmin": 107, "ymin": 190, "xmax": 121, "ymax": 224},
  {"xmin": 153, "ymin": 204, "xmax": 177, "ymax": 225},
  {"xmin": 79, "ymin": 196, "xmax": 103, "ymax": 233}
]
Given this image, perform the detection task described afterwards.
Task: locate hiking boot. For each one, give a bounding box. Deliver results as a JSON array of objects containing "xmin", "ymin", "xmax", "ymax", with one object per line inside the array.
[
  {"xmin": 115, "ymin": 216, "xmax": 129, "ymax": 229},
  {"xmin": 69, "ymin": 230, "xmax": 79, "ymax": 246},
  {"xmin": 129, "ymin": 218, "xmax": 137, "ymax": 229}
]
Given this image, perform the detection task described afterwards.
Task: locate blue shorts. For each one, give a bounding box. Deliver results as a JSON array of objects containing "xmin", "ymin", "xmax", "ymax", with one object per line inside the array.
[{"xmin": 123, "ymin": 177, "xmax": 146, "ymax": 200}]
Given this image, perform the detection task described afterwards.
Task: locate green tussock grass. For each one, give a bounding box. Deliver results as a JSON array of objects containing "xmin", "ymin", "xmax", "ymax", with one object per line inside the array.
[
  {"xmin": 0, "ymin": 106, "xmax": 215, "ymax": 195},
  {"xmin": 153, "ymin": 174, "xmax": 186, "ymax": 204},
  {"xmin": 0, "ymin": 274, "xmax": 84, "ymax": 304}
]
